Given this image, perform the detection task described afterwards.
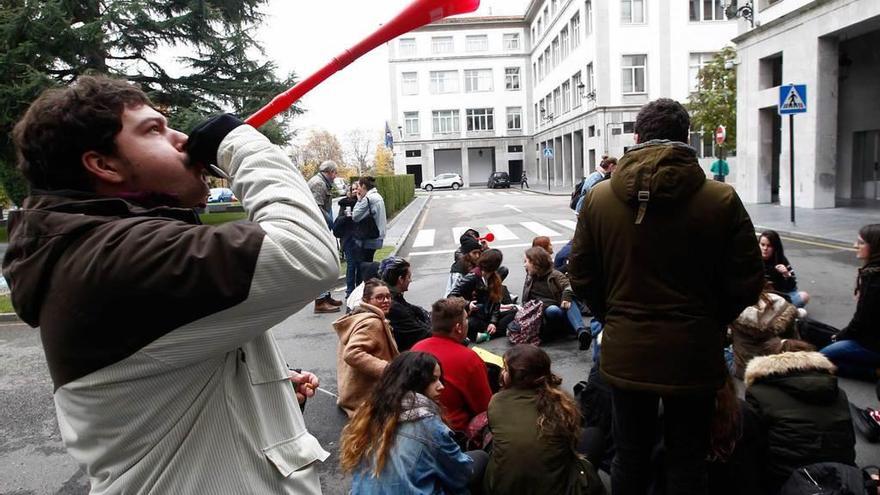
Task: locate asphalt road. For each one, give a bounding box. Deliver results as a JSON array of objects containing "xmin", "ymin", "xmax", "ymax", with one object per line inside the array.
[{"xmin": 0, "ymin": 187, "xmax": 876, "ymax": 494}]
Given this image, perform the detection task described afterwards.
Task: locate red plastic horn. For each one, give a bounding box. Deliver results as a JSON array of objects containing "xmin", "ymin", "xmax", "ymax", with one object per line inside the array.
[
  {"xmin": 479, "ymin": 233, "xmax": 495, "ymax": 243},
  {"xmin": 246, "ymin": 0, "xmax": 481, "ymax": 128}
]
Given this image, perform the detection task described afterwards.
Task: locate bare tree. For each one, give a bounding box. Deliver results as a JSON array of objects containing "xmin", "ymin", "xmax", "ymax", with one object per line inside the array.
[
  {"xmin": 345, "ymin": 128, "xmax": 374, "ymax": 175},
  {"xmin": 289, "ymin": 129, "xmax": 345, "ymax": 179}
]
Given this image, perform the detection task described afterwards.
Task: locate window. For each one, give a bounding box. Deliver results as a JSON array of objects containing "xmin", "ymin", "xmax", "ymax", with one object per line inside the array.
[
  {"xmin": 623, "ymin": 121, "xmax": 635, "ymax": 133},
  {"xmin": 532, "ymin": 62, "xmax": 537, "ymax": 85},
  {"xmin": 507, "ymin": 107, "xmax": 522, "ymax": 131},
  {"xmin": 689, "ymin": 131, "xmax": 715, "ymax": 158},
  {"xmin": 585, "ymin": 1, "xmax": 593, "ymax": 36},
  {"xmin": 432, "ymin": 110, "xmax": 460, "ymax": 134},
  {"xmin": 503, "ymin": 33, "xmax": 520, "ymax": 51},
  {"xmin": 544, "ymin": 7, "xmax": 549, "ymax": 24},
  {"xmin": 399, "ymin": 38, "xmax": 416, "ymax": 57},
  {"xmin": 560, "ymin": 27, "xmax": 570, "ymax": 59},
  {"xmin": 689, "ymin": 52, "xmax": 715, "ymax": 92},
  {"xmin": 545, "ymin": 92, "xmax": 554, "ymax": 116},
  {"xmin": 431, "ymin": 36, "xmax": 453, "ymax": 54},
  {"xmin": 588, "ymin": 125, "xmax": 596, "ymax": 137},
  {"xmin": 509, "ymin": 145, "xmax": 523, "ymax": 153},
  {"xmin": 572, "ymin": 71, "xmax": 583, "ymax": 108},
  {"xmin": 429, "ymin": 70, "xmax": 459, "ymax": 94},
  {"xmin": 534, "ymin": 103, "xmax": 539, "ymax": 127},
  {"xmin": 401, "ymin": 72, "xmax": 418, "ymax": 96},
  {"xmin": 690, "ymin": 0, "xmax": 725, "ymax": 21},
  {"xmin": 562, "ymin": 81, "xmax": 571, "ymax": 113},
  {"xmin": 538, "ymin": 55, "xmax": 545, "ymax": 80},
  {"xmin": 586, "ymin": 62, "xmax": 595, "ymax": 95},
  {"xmin": 466, "ymin": 35, "xmax": 488, "ymax": 52},
  {"xmin": 531, "ymin": 27, "xmax": 536, "ymax": 43},
  {"xmin": 553, "ymin": 87, "xmax": 562, "ymax": 117},
  {"xmin": 621, "ymin": 55, "xmax": 646, "ymax": 94},
  {"xmin": 404, "ymin": 112, "xmax": 419, "ymax": 136},
  {"xmin": 544, "ymin": 47, "xmax": 551, "ymax": 72},
  {"xmin": 570, "ymin": 12, "xmax": 581, "ymax": 49},
  {"xmin": 405, "ymin": 150, "xmax": 421, "ymax": 158},
  {"xmin": 537, "ymin": 18, "xmax": 543, "ymax": 35},
  {"xmin": 466, "ymin": 108, "xmax": 494, "ymax": 132},
  {"xmin": 464, "ymin": 69, "xmax": 493, "ymax": 92},
  {"xmin": 505, "ymin": 67, "xmax": 521, "ymax": 91},
  {"xmin": 621, "ymin": 0, "xmax": 645, "ymax": 24},
  {"xmin": 552, "ymin": 37, "xmax": 560, "ymax": 67},
  {"xmin": 551, "ymin": 0, "xmax": 558, "ymax": 16}
]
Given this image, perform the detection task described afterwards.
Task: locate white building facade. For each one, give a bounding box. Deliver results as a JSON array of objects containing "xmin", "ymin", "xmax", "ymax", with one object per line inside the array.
[
  {"xmin": 390, "ymin": 1, "xmax": 738, "ymax": 188},
  {"xmin": 733, "ymin": 0, "xmax": 880, "ymax": 208}
]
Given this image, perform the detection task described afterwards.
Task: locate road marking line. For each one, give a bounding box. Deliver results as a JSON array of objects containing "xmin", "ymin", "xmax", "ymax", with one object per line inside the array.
[
  {"xmin": 505, "ymin": 204, "xmax": 523, "ymax": 213},
  {"xmin": 409, "ymin": 239, "xmax": 569, "ymax": 256},
  {"xmin": 520, "ymin": 221, "xmax": 562, "ymax": 237},
  {"xmin": 412, "ymin": 229, "xmax": 435, "ymax": 248},
  {"xmin": 487, "ymin": 224, "xmax": 518, "ymax": 241},
  {"xmin": 553, "ymin": 219, "xmax": 578, "ymax": 230}
]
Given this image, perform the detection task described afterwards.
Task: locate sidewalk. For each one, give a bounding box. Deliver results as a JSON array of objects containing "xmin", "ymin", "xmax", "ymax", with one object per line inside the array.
[
  {"xmin": 745, "ymin": 202, "xmax": 874, "ymax": 247},
  {"xmin": 519, "ymin": 180, "xmax": 571, "ymax": 196}
]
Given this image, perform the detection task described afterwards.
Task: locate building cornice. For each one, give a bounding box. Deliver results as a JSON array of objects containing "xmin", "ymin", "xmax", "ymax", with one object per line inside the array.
[
  {"xmin": 389, "ymin": 53, "xmax": 530, "ymax": 63},
  {"xmin": 731, "ymin": 0, "xmax": 833, "ymax": 45},
  {"xmin": 415, "ymin": 16, "xmax": 525, "ymax": 31}
]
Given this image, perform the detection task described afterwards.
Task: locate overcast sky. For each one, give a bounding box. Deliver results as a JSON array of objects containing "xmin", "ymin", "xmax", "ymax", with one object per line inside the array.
[{"xmin": 259, "ymin": 0, "xmax": 530, "ymax": 144}]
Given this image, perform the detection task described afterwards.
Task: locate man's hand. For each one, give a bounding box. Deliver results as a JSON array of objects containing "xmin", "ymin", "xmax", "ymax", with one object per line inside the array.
[
  {"xmin": 288, "ymin": 369, "xmax": 320, "ymax": 405},
  {"xmin": 186, "ymin": 114, "xmax": 245, "ymax": 177},
  {"xmin": 561, "ymin": 300, "xmax": 571, "ymax": 310}
]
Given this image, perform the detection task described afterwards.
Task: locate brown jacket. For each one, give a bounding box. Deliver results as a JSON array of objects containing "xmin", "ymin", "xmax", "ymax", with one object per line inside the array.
[
  {"xmin": 333, "ymin": 302, "xmax": 400, "ymax": 416},
  {"xmin": 730, "ymin": 293, "xmax": 800, "ymax": 379},
  {"xmin": 569, "ymin": 140, "xmax": 763, "ymax": 394}
]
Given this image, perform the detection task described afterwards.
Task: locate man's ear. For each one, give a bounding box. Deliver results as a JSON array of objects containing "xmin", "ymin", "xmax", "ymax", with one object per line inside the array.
[
  {"xmin": 81, "ymin": 151, "xmax": 125, "ymax": 185},
  {"xmin": 633, "ymin": 133, "xmax": 640, "ymax": 145}
]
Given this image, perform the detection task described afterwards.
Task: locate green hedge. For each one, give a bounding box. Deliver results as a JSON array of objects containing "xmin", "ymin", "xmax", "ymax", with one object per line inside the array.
[{"xmin": 350, "ymin": 175, "xmax": 414, "ymax": 219}]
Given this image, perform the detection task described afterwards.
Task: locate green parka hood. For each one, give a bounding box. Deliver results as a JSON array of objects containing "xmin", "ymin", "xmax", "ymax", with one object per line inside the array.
[{"xmin": 610, "ymin": 140, "xmax": 706, "ymax": 223}]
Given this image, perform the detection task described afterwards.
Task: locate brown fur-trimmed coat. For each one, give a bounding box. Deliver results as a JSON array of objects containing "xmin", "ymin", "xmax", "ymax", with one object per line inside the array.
[
  {"xmin": 730, "ymin": 293, "xmax": 800, "ymax": 379},
  {"xmin": 745, "ymin": 352, "xmax": 855, "ymax": 491}
]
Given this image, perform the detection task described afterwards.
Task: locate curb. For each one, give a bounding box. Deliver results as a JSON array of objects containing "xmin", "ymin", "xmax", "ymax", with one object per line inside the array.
[
  {"xmin": 389, "ymin": 196, "xmax": 430, "ymax": 258},
  {"xmin": 0, "ymin": 312, "xmax": 22, "ymax": 323},
  {"xmin": 752, "ymin": 224, "xmax": 855, "ymax": 250},
  {"xmin": 520, "ymin": 188, "xmax": 569, "ymax": 197}
]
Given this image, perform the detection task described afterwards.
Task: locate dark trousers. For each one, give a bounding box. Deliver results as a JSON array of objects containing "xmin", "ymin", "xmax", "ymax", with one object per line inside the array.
[
  {"xmin": 354, "ymin": 247, "xmax": 377, "ymax": 286},
  {"xmin": 342, "ymin": 241, "xmax": 359, "ymax": 298},
  {"xmin": 467, "ymin": 310, "xmax": 515, "ymax": 341},
  {"xmin": 611, "ymin": 386, "xmax": 715, "ymax": 495}
]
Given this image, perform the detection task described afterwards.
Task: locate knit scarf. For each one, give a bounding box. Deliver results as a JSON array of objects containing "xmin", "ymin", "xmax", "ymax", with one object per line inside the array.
[{"xmin": 398, "ymin": 392, "xmax": 439, "ymax": 423}]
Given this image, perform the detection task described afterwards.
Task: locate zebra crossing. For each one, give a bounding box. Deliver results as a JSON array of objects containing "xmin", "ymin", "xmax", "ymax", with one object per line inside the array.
[
  {"xmin": 420, "ymin": 190, "xmax": 532, "ymax": 200},
  {"xmin": 409, "ymin": 218, "xmax": 579, "ymax": 253}
]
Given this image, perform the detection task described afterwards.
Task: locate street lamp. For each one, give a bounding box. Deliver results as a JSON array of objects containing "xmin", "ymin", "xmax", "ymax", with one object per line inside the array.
[
  {"xmin": 723, "ymin": 0, "xmax": 755, "ymax": 28},
  {"xmin": 397, "ymin": 125, "xmax": 403, "ymax": 140},
  {"xmin": 539, "ymin": 103, "xmax": 554, "ymax": 123},
  {"xmin": 576, "ymin": 82, "xmax": 596, "ymax": 101}
]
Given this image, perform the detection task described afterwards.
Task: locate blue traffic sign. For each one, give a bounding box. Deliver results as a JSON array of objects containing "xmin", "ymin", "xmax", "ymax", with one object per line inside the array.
[
  {"xmin": 543, "ymin": 147, "xmax": 554, "ymax": 158},
  {"xmin": 779, "ymin": 84, "xmax": 807, "ymax": 115}
]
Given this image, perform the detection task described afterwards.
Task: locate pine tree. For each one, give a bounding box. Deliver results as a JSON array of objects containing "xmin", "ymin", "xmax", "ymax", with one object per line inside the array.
[{"xmin": 0, "ymin": 0, "xmax": 299, "ymax": 204}]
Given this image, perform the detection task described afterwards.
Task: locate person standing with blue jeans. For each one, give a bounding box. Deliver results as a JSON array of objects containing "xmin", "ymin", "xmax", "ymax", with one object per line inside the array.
[
  {"xmin": 336, "ymin": 183, "xmax": 360, "ymax": 300},
  {"xmin": 821, "ymin": 224, "xmax": 880, "ymax": 381},
  {"xmin": 308, "ymin": 160, "xmax": 343, "ymax": 313},
  {"xmin": 521, "ymin": 247, "xmax": 591, "ymax": 350}
]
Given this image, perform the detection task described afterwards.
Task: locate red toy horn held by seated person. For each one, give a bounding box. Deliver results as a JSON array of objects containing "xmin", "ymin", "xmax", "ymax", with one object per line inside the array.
[
  {"xmin": 479, "ymin": 233, "xmax": 495, "ymax": 243},
  {"xmin": 245, "ymin": 0, "xmax": 481, "ymax": 128}
]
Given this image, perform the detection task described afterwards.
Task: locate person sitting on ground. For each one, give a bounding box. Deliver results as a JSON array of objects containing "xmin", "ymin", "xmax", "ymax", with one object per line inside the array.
[
  {"xmin": 333, "ymin": 279, "xmax": 399, "ymax": 417},
  {"xmin": 411, "ymin": 297, "xmax": 493, "ymax": 434},
  {"xmin": 522, "ymin": 246, "xmax": 591, "ymax": 350},
  {"xmin": 575, "ymin": 155, "xmax": 617, "ymax": 213},
  {"xmin": 340, "ymin": 351, "xmax": 487, "ymax": 494},
  {"xmin": 744, "ymin": 351, "xmax": 856, "ymax": 494},
  {"xmin": 449, "ymin": 248, "xmax": 516, "ymax": 343},
  {"xmin": 484, "ymin": 344, "xmax": 605, "ymax": 495},
  {"xmin": 532, "ymin": 236, "xmax": 554, "ymax": 256},
  {"xmin": 759, "ymin": 230, "xmax": 811, "ymax": 308},
  {"xmin": 820, "ymin": 224, "xmax": 880, "ymax": 381},
  {"xmin": 728, "ymin": 284, "xmax": 813, "ymax": 379},
  {"xmin": 381, "ymin": 257, "xmax": 431, "ymax": 351},
  {"xmin": 446, "ymin": 233, "xmax": 483, "ymax": 297}
]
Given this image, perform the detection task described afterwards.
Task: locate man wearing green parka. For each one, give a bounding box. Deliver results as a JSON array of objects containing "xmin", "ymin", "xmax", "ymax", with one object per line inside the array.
[{"xmin": 568, "ymin": 98, "xmax": 764, "ymax": 495}]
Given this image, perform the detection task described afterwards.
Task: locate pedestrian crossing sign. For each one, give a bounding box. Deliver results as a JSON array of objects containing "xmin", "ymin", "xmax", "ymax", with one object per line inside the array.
[
  {"xmin": 779, "ymin": 84, "xmax": 807, "ymax": 115},
  {"xmin": 543, "ymin": 147, "xmax": 554, "ymax": 158}
]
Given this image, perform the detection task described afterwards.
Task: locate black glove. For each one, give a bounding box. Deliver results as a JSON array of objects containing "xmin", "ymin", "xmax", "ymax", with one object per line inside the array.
[{"xmin": 186, "ymin": 114, "xmax": 245, "ymax": 178}]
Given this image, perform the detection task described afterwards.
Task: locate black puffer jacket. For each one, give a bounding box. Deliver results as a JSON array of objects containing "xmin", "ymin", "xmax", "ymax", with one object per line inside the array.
[
  {"xmin": 744, "ymin": 351, "xmax": 855, "ymax": 493},
  {"xmin": 449, "ymin": 268, "xmax": 500, "ymax": 324},
  {"xmin": 835, "ymin": 263, "xmax": 880, "ymax": 352}
]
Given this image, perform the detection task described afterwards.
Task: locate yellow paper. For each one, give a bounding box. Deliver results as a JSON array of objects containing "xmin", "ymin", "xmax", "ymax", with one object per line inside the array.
[{"xmin": 471, "ymin": 346, "xmax": 504, "ymax": 368}]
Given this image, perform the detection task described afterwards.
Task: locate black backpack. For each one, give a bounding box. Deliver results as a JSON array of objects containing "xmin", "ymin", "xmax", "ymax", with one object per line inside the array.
[
  {"xmin": 570, "ymin": 177, "xmax": 586, "ymax": 210},
  {"xmin": 779, "ymin": 463, "xmax": 878, "ymax": 495}
]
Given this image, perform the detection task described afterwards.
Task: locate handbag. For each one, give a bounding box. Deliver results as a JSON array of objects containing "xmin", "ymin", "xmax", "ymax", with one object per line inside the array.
[
  {"xmin": 354, "ymin": 197, "xmax": 380, "ymax": 240},
  {"xmin": 508, "ymin": 300, "xmax": 544, "ymax": 345}
]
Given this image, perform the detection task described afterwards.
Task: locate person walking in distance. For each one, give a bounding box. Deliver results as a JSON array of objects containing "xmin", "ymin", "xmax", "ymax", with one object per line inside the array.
[
  {"xmin": 3, "ymin": 76, "xmax": 339, "ymax": 494},
  {"xmin": 521, "ymin": 170, "xmax": 530, "ymax": 189},
  {"xmin": 309, "ymin": 159, "xmax": 344, "ymax": 313},
  {"xmin": 569, "ymin": 98, "xmax": 764, "ymax": 494}
]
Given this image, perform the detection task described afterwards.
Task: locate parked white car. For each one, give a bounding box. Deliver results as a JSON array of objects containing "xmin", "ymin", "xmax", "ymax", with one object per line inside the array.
[
  {"xmin": 333, "ymin": 177, "xmax": 348, "ymax": 196},
  {"xmin": 420, "ymin": 173, "xmax": 463, "ymax": 191}
]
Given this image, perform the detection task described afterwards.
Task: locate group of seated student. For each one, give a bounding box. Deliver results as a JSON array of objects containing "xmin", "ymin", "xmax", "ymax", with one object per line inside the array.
[
  {"xmin": 448, "ymin": 248, "xmax": 517, "ymax": 343},
  {"xmin": 339, "ymin": 297, "xmax": 606, "ymax": 494}
]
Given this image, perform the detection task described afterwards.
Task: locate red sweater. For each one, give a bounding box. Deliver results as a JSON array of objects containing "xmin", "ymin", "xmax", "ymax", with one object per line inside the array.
[{"xmin": 412, "ymin": 335, "xmax": 492, "ymax": 431}]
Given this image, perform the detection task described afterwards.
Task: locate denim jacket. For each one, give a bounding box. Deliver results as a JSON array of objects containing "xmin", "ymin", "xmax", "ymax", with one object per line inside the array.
[{"xmin": 351, "ymin": 393, "xmax": 474, "ymax": 494}]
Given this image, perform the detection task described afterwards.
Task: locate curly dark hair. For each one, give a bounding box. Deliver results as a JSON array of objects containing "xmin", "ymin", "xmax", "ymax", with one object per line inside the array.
[
  {"xmin": 12, "ymin": 75, "xmax": 152, "ymax": 192},
  {"xmin": 634, "ymin": 98, "xmax": 690, "ymax": 144}
]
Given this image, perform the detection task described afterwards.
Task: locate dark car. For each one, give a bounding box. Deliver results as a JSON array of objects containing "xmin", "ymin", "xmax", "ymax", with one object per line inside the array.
[{"xmin": 487, "ymin": 171, "xmax": 511, "ymax": 189}]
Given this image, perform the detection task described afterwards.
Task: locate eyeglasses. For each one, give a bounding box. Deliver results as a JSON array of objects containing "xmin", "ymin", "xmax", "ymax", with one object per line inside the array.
[{"xmin": 370, "ymin": 294, "xmax": 392, "ymax": 302}]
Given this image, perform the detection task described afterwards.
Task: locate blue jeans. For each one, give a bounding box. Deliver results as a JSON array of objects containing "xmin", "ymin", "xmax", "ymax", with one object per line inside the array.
[
  {"xmin": 544, "ymin": 303, "xmax": 587, "ymax": 335},
  {"xmin": 590, "ymin": 319, "xmax": 603, "ymax": 365},
  {"xmin": 820, "ymin": 339, "xmax": 880, "ymax": 381},
  {"xmin": 343, "ymin": 241, "xmax": 360, "ymax": 298}
]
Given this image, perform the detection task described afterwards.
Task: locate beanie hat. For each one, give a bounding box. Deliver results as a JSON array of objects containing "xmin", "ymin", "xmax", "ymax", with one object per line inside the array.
[{"xmin": 460, "ymin": 235, "xmax": 481, "ymax": 254}]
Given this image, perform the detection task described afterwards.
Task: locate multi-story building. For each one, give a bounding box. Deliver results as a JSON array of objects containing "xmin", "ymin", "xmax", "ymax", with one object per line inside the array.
[
  {"xmin": 389, "ymin": 1, "xmax": 737, "ymax": 188},
  {"xmin": 732, "ymin": 0, "xmax": 880, "ymax": 208}
]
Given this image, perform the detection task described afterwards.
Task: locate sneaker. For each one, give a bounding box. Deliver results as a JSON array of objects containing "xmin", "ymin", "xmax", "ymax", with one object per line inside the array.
[
  {"xmin": 314, "ymin": 299, "xmax": 341, "ymax": 314},
  {"xmin": 578, "ymin": 330, "xmax": 592, "ymax": 351},
  {"xmin": 475, "ymin": 332, "xmax": 491, "ymax": 344}
]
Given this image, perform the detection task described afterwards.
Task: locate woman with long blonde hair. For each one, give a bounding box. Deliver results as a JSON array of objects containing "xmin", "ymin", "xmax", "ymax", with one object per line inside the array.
[
  {"xmin": 483, "ymin": 345, "xmax": 604, "ymax": 495},
  {"xmin": 340, "ymin": 351, "xmax": 486, "ymax": 494}
]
